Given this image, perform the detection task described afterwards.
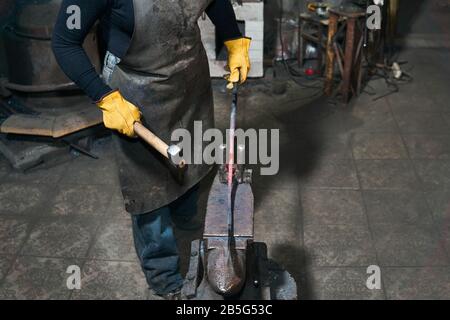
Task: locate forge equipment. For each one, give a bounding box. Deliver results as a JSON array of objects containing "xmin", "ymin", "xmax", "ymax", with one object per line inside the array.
[{"xmin": 181, "ymin": 86, "xmax": 297, "ymax": 300}]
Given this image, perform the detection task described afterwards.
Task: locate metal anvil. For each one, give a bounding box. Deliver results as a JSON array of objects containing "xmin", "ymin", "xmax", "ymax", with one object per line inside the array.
[
  {"xmin": 181, "ymin": 171, "xmax": 298, "ymax": 300},
  {"xmin": 203, "ymin": 172, "xmax": 254, "ymax": 296}
]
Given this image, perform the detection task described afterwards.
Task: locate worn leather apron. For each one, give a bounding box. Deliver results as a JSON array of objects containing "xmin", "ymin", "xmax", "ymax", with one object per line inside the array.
[{"xmin": 109, "ymin": 0, "xmax": 214, "ymax": 215}]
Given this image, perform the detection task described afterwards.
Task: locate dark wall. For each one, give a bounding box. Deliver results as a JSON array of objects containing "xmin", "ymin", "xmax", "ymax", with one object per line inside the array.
[{"xmin": 0, "ymin": 0, "xmax": 14, "ymax": 77}]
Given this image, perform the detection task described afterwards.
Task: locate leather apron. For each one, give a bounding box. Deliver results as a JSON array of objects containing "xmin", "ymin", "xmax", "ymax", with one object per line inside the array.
[{"xmin": 109, "ymin": 0, "xmax": 214, "ymax": 215}]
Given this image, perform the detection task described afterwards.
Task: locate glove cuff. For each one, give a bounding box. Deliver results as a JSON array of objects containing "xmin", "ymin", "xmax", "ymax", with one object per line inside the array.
[
  {"xmin": 224, "ymin": 37, "xmax": 252, "ymax": 52},
  {"xmin": 223, "ymin": 36, "xmax": 252, "ymax": 42},
  {"xmin": 96, "ymin": 89, "xmax": 120, "ymax": 105}
]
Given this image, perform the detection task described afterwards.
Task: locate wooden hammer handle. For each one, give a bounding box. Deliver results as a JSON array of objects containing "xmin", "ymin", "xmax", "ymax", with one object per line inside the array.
[{"xmin": 133, "ymin": 122, "xmax": 169, "ymax": 159}]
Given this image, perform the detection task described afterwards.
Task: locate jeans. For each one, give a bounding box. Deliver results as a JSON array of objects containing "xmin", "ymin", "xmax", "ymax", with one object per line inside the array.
[{"xmin": 131, "ymin": 184, "xmax": 199, "ymax": 295}]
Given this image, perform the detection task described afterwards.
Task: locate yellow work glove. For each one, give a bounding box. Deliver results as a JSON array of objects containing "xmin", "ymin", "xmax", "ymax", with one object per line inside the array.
[
  {"xmin": 96, "ymin": 90, "xmax": 141, "ymax": 137},
  {"xmin": 224, "ymin": 37, "xmax": 251, "ymax": 89}
]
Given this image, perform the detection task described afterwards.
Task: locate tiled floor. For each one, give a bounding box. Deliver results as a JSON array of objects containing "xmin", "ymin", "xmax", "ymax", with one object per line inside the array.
[
  {"xmin": 251, "ymin": 46, "xmax": 450, "ymax": 299},
  {"xmin": 0, "ymin": 45, "xmax": 450, "ymax": 300}
]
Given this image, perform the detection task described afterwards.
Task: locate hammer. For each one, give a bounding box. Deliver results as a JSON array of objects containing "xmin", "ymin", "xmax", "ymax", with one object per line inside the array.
[{"xmin": 133, "ymin": 122, "xmax": 186, "ymax": 169}]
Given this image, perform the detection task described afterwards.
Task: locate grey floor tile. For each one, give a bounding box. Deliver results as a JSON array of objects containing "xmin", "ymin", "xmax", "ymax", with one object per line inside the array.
[
  {"xmin": 0, "ymin": 156, "xmax": 10, "ymax": 178},
  {"xmin": 298, "ymin": 133, "xmax": 353, "ymax": 161},
  {"xmin": 3, "ymin": 164, "xmax": 66, "ymax": 185},
  {"xmin": 403, "ymin": 134, "xmax": 450, "ymax": 160},
  {"xmin": 0, "ymin": 255, "xmax": 14, "ymax": 280},
  {"xmin": 21, "ymin": 217, "xmax": 97, "ymax": 259},
  {"xmin": 306, "ymin": 267, "xmax": 385, "ymax": 300},
  {"xmin": 356, "ymin": 160, "xmax": 421, "ymax": 190},
  {"xmin": 304, "ymin": 224, "xmax": 377, "ymax": 267},
  {"xmin": 301, "ymin": 188, "xmax": 366, "ymax": 225},
  {"xmin": 0, "ymin": 217, "xmax": 30, "ymax": 255},
  {"xmin": 414, "ymin": 160, "xmax": 450, "ymax": 191},
  {"xmin": 394, "ymin": 112, "xmax": 450, "ymax": 134},
  {"xmin": 300, "ymin": 159, "xmax": 359, "ymax": 189},
  {"xmin": 424, "ymin": 189, "xmax": 450, "ymax": 224},
  {"xmin": 387, "ymin": 87, "xmax": 444, "ymax": 114},
  {"xmin": 60, "ymin": 157, "xmax": 119, "ymax": 185},
  {"xmin": 443, "ymin": 113, "xmax": 450, "ymax": 127},
  {"xmin": 0, "ymin": 183, "xmax": 49, "ymax": 216},
  {"xmin": 106, "ymin": 185, "xmax": 130, "ymax": 221},
  {"xmin": 251, "ymin": 163, "xmax": 299, "ymax": 191},
  {"xmin": 255, "ymin": 222, "xmax": 302, "ymax": 246},
  {"xmin": 0, "ymin": 256, "xmax": 75, "ymax": 300},
  {"xmin": 49, "ymin": 184, "xmax": 114, "ymax": 217},
  {"xmin": 383, "ymin": 267, "xmax": 450, "ymax": 300},
  {"xmin": 345, "ymin": 100, "xmax": 398, "ymax": 133},
  {"xmin": 88, "ymin": 218, "xmax": 136, "ymax": 261},
  {"xmin": 351, "ymin": 133, "xmax": 408, "ymax": 160},
  {"xmin": 372, "ymin": 223, "xmax": 449, "ymax": 267},
  {"xmin": 244, "ymin": 100, "xmax": 286, "ymax": 130},
  {"xmin": 289, "ymin": 102, "xmax": 347, "ymax": 134},
  {"xmin": 71, "ymin": 260, "xmax": 148, "ymax": 300},
  {"xmin": 363, "ymin": 190, "xmax": 434, "ymax": 225},
  {"xmin": 254, "ymin": 188, "xmax": 300, "ymax": 227},
  {"xmin": 444, "ymin": 228, "xmax": 450, "ymax": 259},
  {"xmin": 358, "ymin": 78, "xmax": 388, "ymax": 98}
]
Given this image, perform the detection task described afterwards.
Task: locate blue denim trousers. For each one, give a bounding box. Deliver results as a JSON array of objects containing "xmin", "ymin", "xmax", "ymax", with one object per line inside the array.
[{"xmin": 131, "ymin": 184, "xmax": 199, "ymax": 295}]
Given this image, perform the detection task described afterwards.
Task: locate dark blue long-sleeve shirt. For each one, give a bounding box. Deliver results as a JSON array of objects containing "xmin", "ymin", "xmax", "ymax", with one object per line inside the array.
[{"xmin": 52, "ymin": 0, "xmax": 241, "ymax": 101}]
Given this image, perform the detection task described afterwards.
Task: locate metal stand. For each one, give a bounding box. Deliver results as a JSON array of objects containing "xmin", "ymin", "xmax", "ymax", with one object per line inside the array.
[{"xmin": 324, "ymin": 8, "xmax": 366, "ymax": 103}]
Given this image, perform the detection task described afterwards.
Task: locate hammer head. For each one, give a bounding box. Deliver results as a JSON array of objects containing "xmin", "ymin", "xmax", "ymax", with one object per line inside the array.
[
  {"xmin": 167, "ymin": 144, "xmax": 187, "ymax": 185},
  {"xmin": 167, "ymin": 144, "xmax": 186, "ymax": 169}
]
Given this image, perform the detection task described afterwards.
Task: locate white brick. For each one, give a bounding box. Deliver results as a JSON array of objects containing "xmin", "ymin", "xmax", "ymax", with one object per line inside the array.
[
  {"xmin": 249, "ymin": 51, "xmax": 263, "ymax": 61},
  {"xmin": 234, "ymin": 3, "xmax": 264, "ymax": 21},
  {"xmin": 245, "ymin": 21, "xmax": 264, "ymax": 32},
  {"xmin": 245, "ymin": 31, "xmax": 263, "ymax": 41},
  {"xmin": 249, "ymin": 40, "xmax": 263, "ymax": 51}
]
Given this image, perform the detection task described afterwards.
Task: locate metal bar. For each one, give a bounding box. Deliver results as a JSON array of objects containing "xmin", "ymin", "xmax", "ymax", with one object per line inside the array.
[
  {"xmin": 318, "ymin": 22, "xmax": 324, "ymax": 73},
  {"xmin": 298, "ymin": 19, "xmax": 304, "ymax": 67},
  {"xmin": 333, "ymin": 42, "xmax": 344, "ymax": 76},
  {"xmin": 228, "ymin": 85, "xmax": 238, "ymax": 243},
  {"xmin": 342, "ymin": 17, "xmax": 357, "ymax": 103}
]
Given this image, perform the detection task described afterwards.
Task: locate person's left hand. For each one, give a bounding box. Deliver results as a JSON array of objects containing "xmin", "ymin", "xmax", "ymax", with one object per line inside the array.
[{"xmin": 224, "ymin": 37, "xmax": 251, "ymax": 89}]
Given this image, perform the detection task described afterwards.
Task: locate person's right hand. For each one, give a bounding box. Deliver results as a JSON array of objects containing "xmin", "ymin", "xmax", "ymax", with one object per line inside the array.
[{"xmin": 96, "ymin": 90, "xmax": 141, "ymax": 137}]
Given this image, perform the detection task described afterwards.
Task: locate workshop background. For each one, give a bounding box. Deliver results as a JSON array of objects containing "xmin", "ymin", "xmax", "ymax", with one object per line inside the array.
[{"xmin": 0, "ymin": 0, "xmax": 450, "ymax": 300}]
